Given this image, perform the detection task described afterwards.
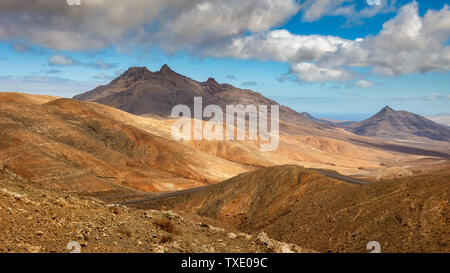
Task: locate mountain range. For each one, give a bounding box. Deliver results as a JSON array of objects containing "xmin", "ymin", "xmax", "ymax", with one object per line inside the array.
[
  {"xmin": 74, "ymin": 65, "xmax": 325, "ymax": 129},
  {"xmin": 75, "ymin": 65, "xmax": 450, "ymax": 144}
]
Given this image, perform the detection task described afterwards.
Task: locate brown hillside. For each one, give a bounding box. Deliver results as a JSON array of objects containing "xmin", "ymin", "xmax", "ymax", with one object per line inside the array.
[
  {"xmin": 0, "ymin": 93, "xmax": 251, "ymax": 193},
  {"xmin": 0, "ymin": 167, "xmax": 312, "ymax": 253},
  {"xmin": 132, "ymin": 165, "xmax": 450, "ymax": 253}
]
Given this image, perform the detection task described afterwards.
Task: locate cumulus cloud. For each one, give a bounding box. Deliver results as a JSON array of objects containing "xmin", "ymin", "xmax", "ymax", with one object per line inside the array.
[
  {"xmin": 0, "ymin": 0, "xmax": 298, "ymax": 52},
  {"xmin": 48, "ymin": 54, "xmax": 76, "ymax": 66},
  {"xmin": 209, "ymin": 29, "xmax": 354, "ymax": 63},
  {"xmin": 213, "ymin": 2, "xmax": 450, "ymax": 83},
  {"xmin": 354, "ymin": 80, "xmax": 375, "ymax": 88},
  {"xmin": 361, "ymin": 2, "xmax": 450, "ymax": 75},
  {"xmin": 291, "ymin": 62, "xmax": 356, "ymax": 83},
  {"xmin": 1, "ymin": 1, "xmax": 448, "ymax": 86},
  {"xmin": 48, "ymin": 54, "xmax": 117, "ymax": 69},
  {"xmin": 209, "ymin": 29, "xmax": 359, "ymax": 83},
  {"xmin": 300, "ymin": 0, "xmax": 350, "ymax": 22},
  {"xmin": 158, "ymin": 0, "xmax": 299, "ymax": 51},
  {"xmin": 299, "ymin": 0, "xmax": 397, "ymax": 23}
]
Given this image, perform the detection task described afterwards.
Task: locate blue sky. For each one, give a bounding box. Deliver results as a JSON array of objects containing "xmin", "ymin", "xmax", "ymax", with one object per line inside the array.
[{"xmin": 0, "ymin": 0, "xmax": 449, "ymax": 120}]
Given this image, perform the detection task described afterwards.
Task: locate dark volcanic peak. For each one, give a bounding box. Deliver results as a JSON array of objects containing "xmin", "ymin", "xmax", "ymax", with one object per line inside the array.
[
  {"xmin": 159, "ymin": 64, "xmax": 173, "ymax": 73},
  {"xmin": 125, "ymin": 66, "xmax": 150, "ymax": 73},
  {"xmin": 115, "ymin": 66, "xmax": 151, "ymax": 82},
  {"xmin": 205, "ymin": 77, "xmax": 219, "ymax": 85},
  {"xmin": 371, "ymin": 106, "xmax": 396, "ymax": 118},
  {"xmin": 121, "ymin": 66, "xmax": 150, "ymax": 77},
  {"xmin": 380, "ymin": 105, "xmax": 394, "ymax": 112},
  {"xmin": 156, "ymin": 64, "xmax": 186, "ymax": 79},
  {"xmin": 74, "ymin": 65, "xmax": 326, "ymax": 128},
  {"xmin": 201, "ymin": 77, "xmax": 223, "ymax": 95},
  {"xmin": 347, "ymin": 106, "xmax": 450, "ymax": 141}
]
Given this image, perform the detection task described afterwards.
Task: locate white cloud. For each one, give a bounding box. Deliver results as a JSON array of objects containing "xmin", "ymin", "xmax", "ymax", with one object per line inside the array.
[
  {"xmin": 361, "ymin": 2, "xmax": 450, "ymax": 75},
  {"xmin": 291, "ymin": 62, "xmax": 355, "ymax": 83},
  {"xmin": 159, "ymin": 0, "xmax": 299, "ymax": 51},
  {"xmin": 300, "ymin": 0, "xmax": 348, "ymax": 22},
  {"xmin": 48, "ymin": 54, "xmax": 76, "ymax": 66},
  {"xmin": 209, "ymin": 29, "xmax": 353, "ymax": 63},
  {"xmin": 213, "ymin": 2, "xmax": 450, "ymax": 83},
  {"xmin": 0, "ymin": 1, "xmax": 449, "ymax": 86},
  {"xmin": 66, "ymin": 0, "xmax": 81, "ymax": 6},
  {"xmin": 299, "ymin": 0, "xmax": 397, "ymax": 23},
  {"xmin": 354, "ymin": 80, "xmax": 375, "ymax": 88},
  {"xmin": 0, "ymin": 0, "xmax": 299, "ymax": 52},
  {"xmin": 48, "ymin": 54, "xmax": 117, "ymax": 69}
]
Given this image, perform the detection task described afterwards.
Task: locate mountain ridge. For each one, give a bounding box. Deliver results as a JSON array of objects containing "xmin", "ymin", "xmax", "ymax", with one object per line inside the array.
[{"xmin": 74, "ymin": 65, "xmax": 327, "ymax": 129}]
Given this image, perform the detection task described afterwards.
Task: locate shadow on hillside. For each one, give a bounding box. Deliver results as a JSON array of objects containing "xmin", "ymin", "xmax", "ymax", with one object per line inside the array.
[{"xmin": 350, "ymin": 139, "xmax": 450, "ymax": 158}]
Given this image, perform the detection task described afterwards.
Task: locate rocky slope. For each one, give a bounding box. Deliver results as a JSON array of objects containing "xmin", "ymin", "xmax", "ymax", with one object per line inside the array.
[
  {"xmin": 0, "ymin": 167, "xmax": 311, "ymax": 253},
  {"xmin": 131, "ymin": 165, "xmax": 450, "ymax": 253}
]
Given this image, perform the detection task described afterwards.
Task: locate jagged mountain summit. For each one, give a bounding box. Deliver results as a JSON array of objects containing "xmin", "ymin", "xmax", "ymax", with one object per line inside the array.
[
  {"xmin": 346, "ymin": 106, "xmax": 450, "ymax": 141},
  {"xmin": 74, "ymin": 65, "xmax": 325, "ymax": 128}
]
